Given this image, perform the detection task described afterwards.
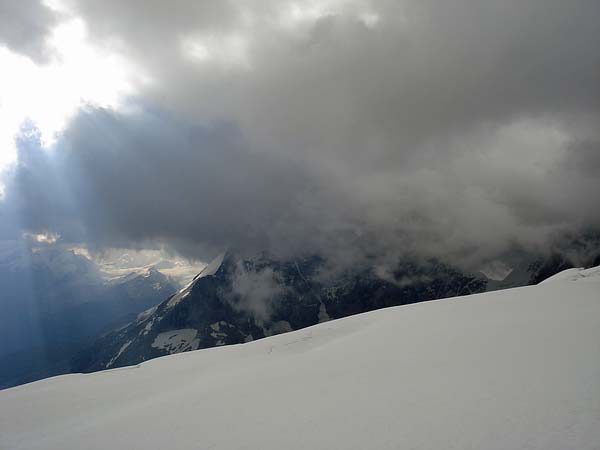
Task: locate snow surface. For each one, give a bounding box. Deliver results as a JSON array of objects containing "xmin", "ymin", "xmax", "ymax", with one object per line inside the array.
[
  {"xmin": 1, "ymin": 266, "xmax": 599, "ymax": 450},
  {"xmin": 540, "ymin": 265, "xmax": 600, "ymax": 284}
]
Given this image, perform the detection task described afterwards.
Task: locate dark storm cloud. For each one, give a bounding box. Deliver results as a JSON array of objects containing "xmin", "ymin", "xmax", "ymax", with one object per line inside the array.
[
  {"xmin": 2, "ymin": 0, "xmax": 600, "ymax": 268},
  {"xmin": 60, "ymin": 0, "xmax": 600, "ymax": 150},
  {"xmin": 0, "ymin": 0, "xmax": 60, "ymax": 62},
  {"xmin": 562, "ymin": 140, "xmax": 600, "ymax": 177},
  {"xmin": 2, "ymin": 109, "xmax": 337, "ymax": 259}
]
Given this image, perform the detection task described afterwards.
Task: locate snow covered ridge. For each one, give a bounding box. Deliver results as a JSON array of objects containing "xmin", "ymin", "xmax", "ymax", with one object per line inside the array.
[
  {"xmin": 164, "ymin": 252, "xmax": 226, "ymax": 310},
  {"xmin": 1, "ymin": 266, "xmax": 599, "ymax": 450},
  {"xmin": 540, "ymin": 265, "xmax": 600, "ymax": 283},
  {"xmin": 196, "ymin": 251, "xmax": 226, "ymax": 279}
]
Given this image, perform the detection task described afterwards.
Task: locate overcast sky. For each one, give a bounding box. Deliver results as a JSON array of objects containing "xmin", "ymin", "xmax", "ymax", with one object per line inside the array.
[{"xmin": 0, "ymin": 0, "xmax": 599, "ymax": 270}]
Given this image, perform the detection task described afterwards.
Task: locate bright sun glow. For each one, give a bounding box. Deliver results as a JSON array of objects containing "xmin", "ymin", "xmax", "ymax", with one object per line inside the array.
[{"xmin": 0, "ymin": 17, "xmax": 142, "ymax": 171}]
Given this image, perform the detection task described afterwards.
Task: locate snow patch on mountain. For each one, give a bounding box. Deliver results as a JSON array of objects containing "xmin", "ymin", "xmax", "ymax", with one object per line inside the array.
[
  {"xmin": 165, "ymin": 289, "xmax": 191, "ymax": 309},
  {"xmin": 151, "ymin": 329, "xmax": 199, "ymax": 354},
  {"xmin": 136, "ymin": 305, "xmax": 158, "ymax": 322},
  {"xmin": 106, "ymin": 341, "xmax": 132, "ymax": 368},
  {"xmin": 139, "ymin": 319, "xmax": 155, "ymax": 336},
  {"xmin": 197, "ymin": 252, "xmax": 226, "ymax": 279},
  {"xmin": 163, "ymin": 252, "xmax": 226, "ymax": 311}
]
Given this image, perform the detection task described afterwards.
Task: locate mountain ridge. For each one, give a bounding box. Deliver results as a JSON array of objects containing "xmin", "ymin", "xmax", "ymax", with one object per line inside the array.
[{"xmin": 72, "ymin": 250, "xmax": 490, "ymax": 371}]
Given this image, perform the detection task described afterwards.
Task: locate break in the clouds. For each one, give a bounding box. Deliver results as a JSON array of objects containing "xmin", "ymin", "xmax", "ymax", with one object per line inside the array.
[{"xmin": 1, "ymin": 0, "xmax": 599, "ymax": 269}]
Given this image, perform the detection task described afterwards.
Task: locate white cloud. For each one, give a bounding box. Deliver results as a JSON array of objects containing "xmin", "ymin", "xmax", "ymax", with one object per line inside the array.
[{"xmin": 0, "ymin": 14, "xmax": 145, "ymax": 171}]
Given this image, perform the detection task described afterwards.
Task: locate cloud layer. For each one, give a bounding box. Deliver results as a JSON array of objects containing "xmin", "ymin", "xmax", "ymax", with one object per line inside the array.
[
  {"xmin": 0, "ymin": 0, "xmax": 60, "ymax": 62},
  {"xmin": 1, "ymin": 0, "xmax": 600, "ymax": 269}
]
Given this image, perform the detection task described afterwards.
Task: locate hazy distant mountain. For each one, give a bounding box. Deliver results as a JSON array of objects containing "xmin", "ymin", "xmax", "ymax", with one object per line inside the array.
[{"xmin": 0, "ymin": 242, "xmax": 178, "ymax": 389}]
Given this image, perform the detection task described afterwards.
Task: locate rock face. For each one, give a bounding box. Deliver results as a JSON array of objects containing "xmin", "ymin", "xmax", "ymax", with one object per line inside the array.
[{"xmin": 74, "ymin": 251, "xmax": 488, "ymax": 371}]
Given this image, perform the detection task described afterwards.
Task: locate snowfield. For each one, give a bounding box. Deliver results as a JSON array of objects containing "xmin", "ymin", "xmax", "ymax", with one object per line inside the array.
[{"xmin": 1, "ymin": 267, "xmax": 599, "ymax": 450}]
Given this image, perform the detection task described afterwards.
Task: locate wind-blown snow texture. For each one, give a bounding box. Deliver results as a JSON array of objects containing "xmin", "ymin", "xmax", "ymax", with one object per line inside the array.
[{"xmin": 1, "ymin": 266, "xmax": 599, "ymax": 450}]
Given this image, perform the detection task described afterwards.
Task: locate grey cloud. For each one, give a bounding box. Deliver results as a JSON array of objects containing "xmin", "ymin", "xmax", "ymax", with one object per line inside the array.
[
  {"xmin": 0, "ymin": 0, "xmax": 59, "ymax": 62},
  {"xmin": 2, "ymin": 0, "xmax": 600, "ymax": 270},
  {"xmin": 2, "ymin": 110, "xmax": 330, "ymax": 259},
  {"xmin": 562, "ymin": 140, "xmax": 600, "ymax": 177},
  {"xmin": 62, "ymin": 0, "xmax": 600, "ymax": 153}
]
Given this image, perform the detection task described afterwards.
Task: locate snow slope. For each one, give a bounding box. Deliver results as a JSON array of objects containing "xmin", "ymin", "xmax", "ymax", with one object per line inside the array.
[
  {"xmin": 1, "ymin": 266, "xmax": 599, "ymax": 450},
  {"xmin": 540, "ymin": 265, "xmax": 600, "ymax": 284}
]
